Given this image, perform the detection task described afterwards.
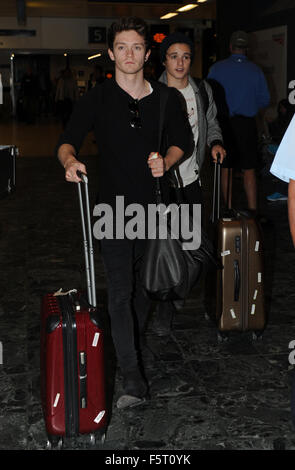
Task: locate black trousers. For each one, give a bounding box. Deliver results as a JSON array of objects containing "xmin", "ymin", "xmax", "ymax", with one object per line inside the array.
[
  {"xmin": 100, "ymin": 238, "xmax": 151, "ymax": 373},
  {"xmin": 222, "ymin": 115, "xmax": 258, "ymax": 170}
]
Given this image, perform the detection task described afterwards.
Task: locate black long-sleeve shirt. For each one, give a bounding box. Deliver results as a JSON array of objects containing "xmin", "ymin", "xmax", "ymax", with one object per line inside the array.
[{"xmin": 57, "ymin": 78, "xmax": 191, "ymax": 208}]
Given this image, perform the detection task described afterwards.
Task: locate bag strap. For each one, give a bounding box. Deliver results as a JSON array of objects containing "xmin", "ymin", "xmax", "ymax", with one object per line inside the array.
[
  {"xmin": 158, "ymin": 85, "xmax": 170, "ymax": 150},
  {"xmin": 194, "ymin": 78, "xmax": 209, "ymax": 114},
  {"xmin": 156, "ymin": 85, "xmax": 170, "ymax": 204}
]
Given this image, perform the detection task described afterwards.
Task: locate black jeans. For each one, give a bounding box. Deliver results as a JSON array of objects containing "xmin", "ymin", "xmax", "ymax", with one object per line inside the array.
[{"xmin": 100, "ymin": 238, "xmax": 151, "ymax": 373}]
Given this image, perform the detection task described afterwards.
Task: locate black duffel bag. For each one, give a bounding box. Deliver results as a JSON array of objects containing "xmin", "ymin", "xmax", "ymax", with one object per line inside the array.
[
  {"xmin": 140, "ymin": 177, "xmax": 219, "ymax": 301},
  {"xmin": 140, "ymin": 85, "xmax": 219, "ymax": 301}
]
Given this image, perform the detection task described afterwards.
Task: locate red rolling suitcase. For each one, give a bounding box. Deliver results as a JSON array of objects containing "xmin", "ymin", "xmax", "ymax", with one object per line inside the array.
[
  {"xmin": 211, "ymin": 157, "xmax": 266, "ymax": 341},
  {"xmin": 40, "ymin": 172, "xmax": 107, "ymax": 449}
]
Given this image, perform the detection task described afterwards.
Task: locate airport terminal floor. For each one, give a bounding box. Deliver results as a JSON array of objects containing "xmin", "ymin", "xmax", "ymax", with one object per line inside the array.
[{"xmin": 0, "ymin": 118, "xmax": 295, "ymax": 451}]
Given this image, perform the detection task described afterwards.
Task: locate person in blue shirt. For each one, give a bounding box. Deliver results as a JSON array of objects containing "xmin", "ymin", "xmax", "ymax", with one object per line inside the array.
[{"xmin": 208, "ymin": 30, "xmax": 270, "ymax": 212}]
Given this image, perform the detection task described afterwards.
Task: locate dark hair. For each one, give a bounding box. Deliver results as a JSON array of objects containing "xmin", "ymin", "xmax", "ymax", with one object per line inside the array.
[
  {"xmin": 108, "ymin": 17, "xmax": 151, "ymax": 51},
  {"xmin": 160, "ymin": 32, "xmax": 195, "ymax": 63}
]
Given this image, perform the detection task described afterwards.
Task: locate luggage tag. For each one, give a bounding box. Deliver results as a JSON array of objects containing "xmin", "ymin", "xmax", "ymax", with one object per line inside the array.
[
  {"xmin": 221, "ymin": 250, "xmax": 230, "ymax": 257},
  {"xmin": 230, "ymin": 308, "xmax": 236, "ymax": 319},
  {"xmin": 94, "ymin": 410, "xmax": 105, "ymax": 424},
  {"xmin": 92, "ymin": 332, "xmax": 100, "ymax": 347},
  {"xmin": 53, "ymin": 288, "xmax": 78, "ymax": 296},
  {"xmin": 53, "ymin": 393, "xmax": 60, "ymax": 408}
]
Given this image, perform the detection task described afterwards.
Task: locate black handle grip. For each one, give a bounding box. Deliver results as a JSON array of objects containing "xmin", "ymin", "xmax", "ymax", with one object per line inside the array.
[
  {"xmin": 155, "ymin": 177, "xmax": 162, "ymax": 205},
  {"xmin": 211, "ymin": 153, "xmax": 221, "ymax": 223},
  {"xmin": 234, "ymin": 259, "xmax": 240, "ymax": 301},
  {"xmin": 76, "ymin": 170, "xmax": 87, "ymax": 183}
]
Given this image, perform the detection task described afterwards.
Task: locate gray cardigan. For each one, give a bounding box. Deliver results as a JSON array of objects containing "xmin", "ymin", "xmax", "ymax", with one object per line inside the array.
[{"xmin": 158, "ymin": 71, "xmax": 223, "ymax": 171}]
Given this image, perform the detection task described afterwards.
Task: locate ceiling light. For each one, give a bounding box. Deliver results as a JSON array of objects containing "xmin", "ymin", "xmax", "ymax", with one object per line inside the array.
[
  {"xmin": 88, "ymin": 53, "xmax": 102, "ymax": 60},
  {"xmin": 177, "ymin": 4, "xmax": 198, "ymax": 12},
  {"xmin": 197, "ymin": 0, "xmax": 208, "ymax": 3},
  {"xmin": 160, "ymin": 12, "xmax": 179, "ymax": 19}
]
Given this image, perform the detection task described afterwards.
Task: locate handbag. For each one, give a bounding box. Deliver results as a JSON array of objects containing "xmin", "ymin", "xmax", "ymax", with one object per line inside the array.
[
  {"xmin": 140, "ymin": 87, "xmax": 219, "ymax": 301},
  {"xmin": 140, "ymin": 173, "xmax": 218, "ymax": 300}
]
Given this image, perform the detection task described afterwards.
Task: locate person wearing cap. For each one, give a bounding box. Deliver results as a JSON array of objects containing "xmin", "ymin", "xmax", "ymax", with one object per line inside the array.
[
  {"xmin": 154, "ymin": 32, "xmax": 226, "ymax": 336},
  {"xmin": 208, "ymin": 30, "xmax": 270, "ymax": 212},
  {"xmin": 159, "ymin": 32, "xmax": 226, "ymax": 196}
]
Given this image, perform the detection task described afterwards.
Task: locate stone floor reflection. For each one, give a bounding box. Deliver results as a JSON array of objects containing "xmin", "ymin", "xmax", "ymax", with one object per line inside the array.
[{"xmin": 0, "ymin": 153, "xmax": 295, "ymax": 450}]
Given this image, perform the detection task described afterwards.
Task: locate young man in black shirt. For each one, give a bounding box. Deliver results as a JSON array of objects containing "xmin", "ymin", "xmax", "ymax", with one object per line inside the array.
[{"xmin": 56, "ymin": 17, "xmax": 191, "ymax": 409}]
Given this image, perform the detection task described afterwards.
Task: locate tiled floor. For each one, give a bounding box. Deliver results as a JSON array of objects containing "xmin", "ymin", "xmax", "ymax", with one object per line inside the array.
[{"xmin": 0, "ymin": 123, "xmax": 295, "ymax": 451}]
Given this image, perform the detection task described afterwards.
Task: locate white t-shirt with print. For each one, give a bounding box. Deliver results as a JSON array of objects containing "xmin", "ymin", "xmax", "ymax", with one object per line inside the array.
[{"xmin": 177, "ymin": 82, "xmax": 199, "ymax": 187}]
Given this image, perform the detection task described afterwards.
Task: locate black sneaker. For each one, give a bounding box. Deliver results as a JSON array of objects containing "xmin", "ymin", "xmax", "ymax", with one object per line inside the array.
[
  {"xmin": 152, "ymin": 301, "xmax": 175, "ymax": 337},
  {"xmin": 173, "ymin": 299, "xmax": 185, "ymax": 311},
  {"xmin": 116, "ymin": 394, "xmax": 147, "ymax": 409},
  {"xmin": 117, "ymin": 367, "xmax": 149, "ymax": 409}
]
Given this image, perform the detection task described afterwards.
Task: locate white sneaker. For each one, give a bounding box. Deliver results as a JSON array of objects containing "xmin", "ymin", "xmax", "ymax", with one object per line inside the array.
[{"xmin": 267, "ymin": 192, "xmax": 288, "ymax": 202}]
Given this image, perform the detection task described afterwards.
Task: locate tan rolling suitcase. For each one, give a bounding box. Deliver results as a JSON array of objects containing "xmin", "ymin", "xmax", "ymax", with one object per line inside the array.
[{"xmin": 212, "ymin": 158, "xmax": 266, "ymax": 341}]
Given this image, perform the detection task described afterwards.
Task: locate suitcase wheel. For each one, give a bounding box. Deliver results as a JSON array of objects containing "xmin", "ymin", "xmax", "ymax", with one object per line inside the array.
[
  {"xmin": 89, "ymin": 433, "xmax": 96, "ymax": 447},
  {"xmin": 217, "ymin": 331, "xmax": 229, "ymax": 343},
  {"xmin": 46, "ymin": 436, "xmax": 63, "ymax": 450},
  {"xmin": 204, "ymin": 312, "xmax": 211, "ymax": 322},
  {"xmin": 251, "ymin": 331, "xmax": 263, "ymax": 341},
  {"xmin": 89, "ymin": 431, "xmax": 106, "ymax": 447}
]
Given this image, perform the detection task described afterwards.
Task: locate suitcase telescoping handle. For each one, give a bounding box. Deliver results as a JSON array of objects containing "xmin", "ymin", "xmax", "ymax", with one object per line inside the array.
[
  {"xmin": 76, "ymin": 170, "xmax": 96, "ymax": 308},
  {"xmin": 211, "ymin": 152, "xmax": 221, "ymax": 223}
]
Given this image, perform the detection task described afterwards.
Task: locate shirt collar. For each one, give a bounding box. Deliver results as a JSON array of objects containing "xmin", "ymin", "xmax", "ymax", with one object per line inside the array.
[{"xmin": 230, "ymin": 53, "xmax": 248, "ymax": 63}]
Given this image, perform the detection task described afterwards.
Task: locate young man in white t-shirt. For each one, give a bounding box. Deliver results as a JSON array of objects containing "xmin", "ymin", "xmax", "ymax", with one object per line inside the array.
[
  {"xmin": 155, "ymin": 32, "xmax": 226, "ymax": 335},
  {"xmin": 159, "ymin": 32, "xmax": 226, "ymax": 197}
]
